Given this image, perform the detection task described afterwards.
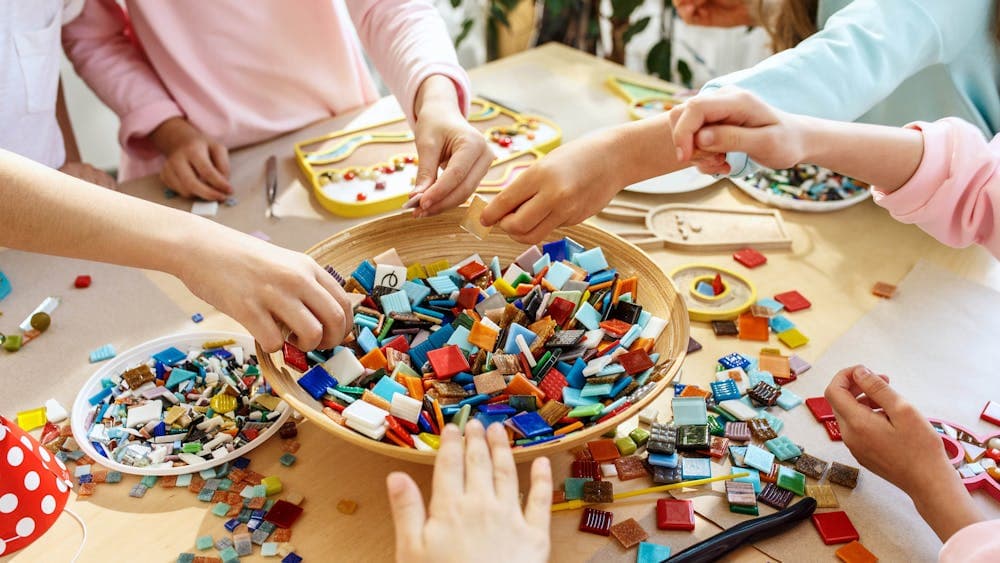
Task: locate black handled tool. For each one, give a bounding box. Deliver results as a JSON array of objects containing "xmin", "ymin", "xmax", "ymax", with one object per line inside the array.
[{"xmin": 665, "ymin": 497, "xmax": 817, "ymax": 563}]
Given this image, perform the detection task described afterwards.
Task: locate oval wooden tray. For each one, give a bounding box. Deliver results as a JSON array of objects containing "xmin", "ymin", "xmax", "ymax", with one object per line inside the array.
[{"xmin": 257, "ymin": 207, "xmax": 689, "ymax": 464}]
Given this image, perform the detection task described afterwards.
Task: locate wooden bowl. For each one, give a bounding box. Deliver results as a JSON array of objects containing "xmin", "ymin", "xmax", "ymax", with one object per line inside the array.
[{"xmin": 258, "ymin": 207, "xmax": 689, "ymax": 464}]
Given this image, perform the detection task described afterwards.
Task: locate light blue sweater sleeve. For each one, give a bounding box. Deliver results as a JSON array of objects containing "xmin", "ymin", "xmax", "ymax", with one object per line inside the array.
[{"xmin": 702, "ymin": 0, "xmax": 994, "ymax": 176}]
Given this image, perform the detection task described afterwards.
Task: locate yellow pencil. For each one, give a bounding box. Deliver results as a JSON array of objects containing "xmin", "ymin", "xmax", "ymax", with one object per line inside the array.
[{"xmin": 551, "ymin": 472, "xmax": 750, "ymax": 512}]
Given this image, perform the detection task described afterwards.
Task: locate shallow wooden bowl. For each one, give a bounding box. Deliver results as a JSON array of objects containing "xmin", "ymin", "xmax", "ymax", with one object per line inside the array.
[{"xmin": 258, "ymin": 207, "xmax": 689, "ymax": 464}]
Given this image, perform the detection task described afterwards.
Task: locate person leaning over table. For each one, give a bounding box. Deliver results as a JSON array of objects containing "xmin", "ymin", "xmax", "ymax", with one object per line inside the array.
[
  {"xmin": 2, "ymin": 0, "xmax": 116, "ymax": 189},
  {"xmin": 479, "ymin": 0, "xmax": 1000, "ymax": 242},
  {"xmin": 0, "ymin": 148, "xmax": 353, "ymax": 354},
  {"xmin": 61, "ymin": 0, "xmax": 491, "ymax": 216}
]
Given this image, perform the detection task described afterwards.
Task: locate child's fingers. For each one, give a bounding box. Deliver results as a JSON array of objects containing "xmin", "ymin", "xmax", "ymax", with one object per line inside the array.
[
  {"xmin": 386, "ymin": 471, "xmax": 426, "ymax": 556},
  {"xmin": 495, "ymin": 190, "xmax": 551, "ymax": 240},
  {"xmin": 240, "ymin": 307, "xmax": 285, "ymax": 353},
  {"xmin": 315, "ymin": 270, "xmax": 355, "ymax": 342},
  {"xmin": 421, "ymin": 151, "xmax": 492, "ymax": 216},
  {"xmin": 419, "ymin": 137, "xmax": 480, "ymax": 207},
  {"xmin": 480, "ymin": 173, "xmax": 536, "ymax": 227},
  {"xmin": 523, "ymin": 456, "xmax": 552, "ymax": 530},
  {"xmin": 209, "ymin": 142, "xmax": 231, "ymax": 178},
  {"xmin": 430, "ymin": 425, "xmax": 464, "ymax": 514},
  {"xmin": 172, "ymin": 160, "xmax": 228, "ymax": 201},
  {"xmin": 503, "ymin": 210, "xmax": 563, "ymax": 246},
  {"xmin": 486, "ymin": 423, "xmax": 519, "ymax": 503},
  {"xmin": 849, "ymin": 367, "xmax": 908, "ymax": 418},
  {"xmin": 463, "ymin": 419, "xmax": 495, "ymax": 495},
  {"xmin": 414, "ymin": 138, "xmax": 442, "ymax": 193},
  {"xmin": 190, "ymin": 149, "xmax": 232, "ymax": 194},
  {"xmin": 300, "ymin": 281, "xmax": 350, "ymax": 350},
  {"xmin": 275, "ymin": 301, "xmax": 324, "ymax": 352},
  {"xmin": 825, "ymin": 366, "xmax": 881, "ymax": 426}
]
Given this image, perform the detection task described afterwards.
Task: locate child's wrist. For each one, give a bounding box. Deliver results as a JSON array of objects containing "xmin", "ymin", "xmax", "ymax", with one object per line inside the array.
[
  {"xmin": 414, "ymin": 75, "xmax": 460, "ymax": 119},
  {"xmin": 150, "ymin": 117, "xmax": 196, "ymax": 154}
]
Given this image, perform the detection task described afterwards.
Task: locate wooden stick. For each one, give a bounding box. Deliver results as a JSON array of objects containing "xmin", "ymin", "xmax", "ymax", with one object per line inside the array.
[{"xmin": 551, "ymin": 472, "xmax": 750, "ymax": 512}]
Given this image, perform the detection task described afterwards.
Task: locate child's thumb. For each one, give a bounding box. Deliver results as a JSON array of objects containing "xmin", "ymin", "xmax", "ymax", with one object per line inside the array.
[{"xmin": 695, "ymin": 124, "xmax": 756, "ymax": 154}]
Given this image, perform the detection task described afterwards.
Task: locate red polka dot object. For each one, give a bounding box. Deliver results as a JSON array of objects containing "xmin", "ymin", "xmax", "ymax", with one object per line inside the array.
[{"xmin": 0, "ymin": 416, "xmax": 71, "ymax": 557}]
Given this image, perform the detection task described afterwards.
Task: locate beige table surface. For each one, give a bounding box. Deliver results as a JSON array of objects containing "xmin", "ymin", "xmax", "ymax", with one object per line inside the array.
[{"xmin": 7, "ymin": 43, "xmax": 1000, "ymax": 563}]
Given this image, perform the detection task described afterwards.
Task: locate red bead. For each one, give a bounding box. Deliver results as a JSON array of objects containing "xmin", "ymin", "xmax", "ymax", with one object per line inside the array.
[
  {"xmin": 374, "ymin": 181, "xmax": 387, "ymax": 190},
  {"xmin": 498, "ymin": 136, "xmax": 513, "ymax": 148},
  {"xmin": 986, "ymin": 448, "xmax": 1000, "ymax": 462},
  {"xmin": 356, "ymin": 193, "xmax": 367, "ymax": 201},
  {"xmin": 343, "ymin": 171, "xmax": 357, "ymax": 181},
  {"xmin": 74, "ymin": 275, "xmax": 92, "ymax": 288},
  {"xmin": 381, "ymin": 166, "xmax": 393, "ymax": 175},
  {"xmin": 403, "ymin": 156, "xmax": 416, "ymax": 164}
]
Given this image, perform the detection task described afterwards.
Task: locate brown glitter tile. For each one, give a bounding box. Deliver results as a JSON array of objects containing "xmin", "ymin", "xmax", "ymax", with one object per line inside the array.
[
  {"xmin": 270, "ymin": 528, "xmax": 292, "ymax": 543},
  {"xmin": 758, "ymin": 483, "xmax": 794, "ymax": 509},
  {"xmin": 707, "ymin": 436, "xmax": 730, "ymax": 459},
  {"xmin": 748, "ymin": 381, "xmax": 781, "ymax": 407},
  {"xmin": 725, "ymin": 421, "xmax": 751, "ymax": 442},
  {"xmin": 91, "ymin": 470, "xmax": 108, "ymax": 484},
  {"xmin": 582, "ymin": 480, "xmax": 614, "ymax": 503},
  {"xmin": 726, "ymin": 481, "xmax": 758, "ymax": 507},
  {"xmin": 610, "ymin": 518, "xmax": 649, "ymax": 549},
  {"xmin": 538, "ymin": 400, "xmax": 571, "ymax": 426},
  {"xmin": 587, "ymin": 439, "xmax": 622, "ymax": 462},
  {"xmin": 806, "ymin": 484, "xmax": 839, "ymax": 508},
  {"xmin": 871, "ymin": 281, "xmax": 896, "ymax": 298},
  {"xmin": 795, "ymin": 453, "xmax": 830, "ymax": 479},
  {"xmin": 748, "ymin": 418, "xmax": 778, "ymax": 441},
  {"xmin": 828, "ymin": 462, "xmax": 860, "ymax": 489},
  {"xmin": 473, "ymin": 370, "xmax": 507, "ymax": 395},
  {"xmin": 247, "ymin": 496, "xmax": 267, "ymax": 510},
  {"xmin": 614, "ymin": 456, "xmax": 649, "ymax": 481},
  {"xmin": 77, "ymin": 482, "xmax": 96, "ymax": 498},
  {"xmin": 712, "ymin": 320, "xmax": 739, "ymax": 336}
]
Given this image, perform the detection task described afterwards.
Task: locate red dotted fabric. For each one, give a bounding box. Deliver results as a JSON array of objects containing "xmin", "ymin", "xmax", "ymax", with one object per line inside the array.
[{"xmin": 0, "ymin": 416, "xmax": 71, "ymax": 556}]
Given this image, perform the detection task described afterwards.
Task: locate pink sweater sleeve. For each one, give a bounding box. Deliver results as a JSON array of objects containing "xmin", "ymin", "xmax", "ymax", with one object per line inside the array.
[
  {"xmin": 872, "ymin": 118, "xmax": 1000, "ymax": 259},
  {"xmin": 61, "ymin": 0, "xmax": 182, "ymax": 159},
  {"xmin": 939, "ymin": 520, "xmax": 1000, "ymax": 562},
  {"xmin": 346, "ymin": 0, "xmax": 471, "ymax": 124}
]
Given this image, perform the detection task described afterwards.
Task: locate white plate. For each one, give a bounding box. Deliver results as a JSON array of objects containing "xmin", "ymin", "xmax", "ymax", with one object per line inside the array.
[
  {"xmin": 624, "ymin": 168, "xmax": 720, "ymax": 194},
  {"xmin": 71, "ymin": 331, "xmax": 290, "ymax": 476},
  {"xmin": 729, "ymin": 175, "xmax": 871, "ymax": 213}
]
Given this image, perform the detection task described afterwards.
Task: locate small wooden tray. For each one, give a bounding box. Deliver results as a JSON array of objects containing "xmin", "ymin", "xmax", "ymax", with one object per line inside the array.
[{"xmin": 600, "ymin": 201, "xmax": 793, "ymax": 251}]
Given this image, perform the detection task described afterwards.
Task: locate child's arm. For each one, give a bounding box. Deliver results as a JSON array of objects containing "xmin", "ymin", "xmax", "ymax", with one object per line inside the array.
[
  {"xmin": 62, "ymin": 0, "xmax": 231, "ymax": 201},
  {"xmin": 479, "ymin": 113, "xmax": 698, "ymax": 243},
  {"xmin": 824, "ymin": 366, "xmax": 983, "ymax": 543},
  {"xmin": 346, "ymin": 0, "xmax": 490, "ymax": 216},
  {"xmin": 54, "ymin": 79, "xmax": 117, "ymax": 189},
  {"xmin": 386, "ymin": 420, "xmax": 551, "ymax": 562},
  {"xmin": 672, "ymin": 89, "xmax": 1000, "ymax": 259},
  {"xmin": 0, "ymin": 149, "xmax": 351, "ymax": 353}
]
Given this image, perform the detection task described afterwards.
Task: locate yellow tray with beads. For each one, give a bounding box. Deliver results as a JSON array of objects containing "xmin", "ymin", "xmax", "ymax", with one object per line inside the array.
[
  {"xmin": 294, "ymin": 98, "xmax": 561, "ymax": 217},
  {"xmin": 605, "ymin": 75, "xmax": 686, "ymax": 121}
]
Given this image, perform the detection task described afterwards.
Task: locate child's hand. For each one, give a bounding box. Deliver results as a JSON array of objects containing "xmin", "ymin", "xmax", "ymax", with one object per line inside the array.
[
  {"xmin": 411, "ymin": 76, "xmax": 492, "ymax": 217},
  {"xmin": 479, "ymin": 133, "xmax": 621, "ymax": 244},
  {"xmin": 669, "ymin": 87, "xmax": 808, "ymax": 174},
  {"xmin": 177, "ymin": 226, "xmax": 353, "ymax": 353},
  {"xmin": 387, "ymin": 421, "xmax": 552, "ymax": 563},
  {"xmin": 825, "ymin": 365, "xmax": 982, "ymax": 540},
  {"xmin": 150, "ymin": 117, "xmax": 233, "ymax": 202},
  {"xmin": 675, "ymin": 0, "xmax": 755, "ymax": 27},
  {"xmin": 59, "ymin": 161, "xmax": 117, "ymax": 189}
]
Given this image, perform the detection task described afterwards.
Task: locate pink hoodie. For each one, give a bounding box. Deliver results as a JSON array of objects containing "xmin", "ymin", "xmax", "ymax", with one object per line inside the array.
[
  {"xmin": 62, "ymin": 0, "xmax": 470, "ymax": 181},
  {"xmin": 874, "ymin": 118, "xmax": 999, "ymax": 260}
]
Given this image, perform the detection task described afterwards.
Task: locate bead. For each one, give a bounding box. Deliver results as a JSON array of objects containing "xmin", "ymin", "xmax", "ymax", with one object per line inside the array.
[
  {"xmin": 356, "ymin": 193, "xmax": 367, "ymax": 201},
  {"xmin": 344, "ymin": 170, "xmax": 357, "ymax": 181},
  {"xmin": 30, "ymin": 311, "xmax": 51, "ymax": 332},
  {"xmin": 374, "ymin": 180, "xmax": 387, "ymax": 190}
]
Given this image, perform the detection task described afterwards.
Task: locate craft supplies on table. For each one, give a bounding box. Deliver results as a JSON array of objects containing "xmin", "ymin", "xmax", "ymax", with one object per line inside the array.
[
  {"xmin": 259, "ymin": 206, "xmax": 689, "ymax": 464},
  {"xmin": 71, "ymin": 332, "xmax": 291, "ymax": 476},
  {"xmin": 293, "ymin": 98, "xmax": 561, "ymax": 217},
  {"xmin": 599, "ymin": 201, "xmax": 792, "ymax": 251},
  {"xmin": 730, "ymin": 164, "xmax": 871, "ymax": 212}
]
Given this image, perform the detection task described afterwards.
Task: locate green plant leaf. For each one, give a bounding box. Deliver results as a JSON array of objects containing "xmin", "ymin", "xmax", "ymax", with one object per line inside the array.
[
  {"xmin": 610, "ymin": 0, "xmax": 644, "ymax": 22},
  {"xmin": 677, "ymin": 58, "xmax": 693, "ymax": 88},
  {"xmin": 623, "ymin": 16, "xmax": 650, "ymax": 45},
  {"xmin": 646, "ymin": 38, "xmax": 672, "ymax": 82},
  {"xmin": 490, "ymin": 3, "xmax": 510, "ymax": 28},
  {"xmin": 455, "ymin": 18, "xmax": 475, "ymax": 49}
]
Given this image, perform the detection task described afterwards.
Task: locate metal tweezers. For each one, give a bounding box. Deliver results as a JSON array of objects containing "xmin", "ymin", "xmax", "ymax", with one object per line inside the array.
[{"xmin": 265, "ymin": 155, "xmax": 279, "ymax": 219}]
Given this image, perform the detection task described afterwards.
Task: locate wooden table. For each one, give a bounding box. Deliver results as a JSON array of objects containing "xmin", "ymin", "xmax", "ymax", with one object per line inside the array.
[{"xmin": 8, "ymin": 43, "xmax": 999, "ymax": 563}]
